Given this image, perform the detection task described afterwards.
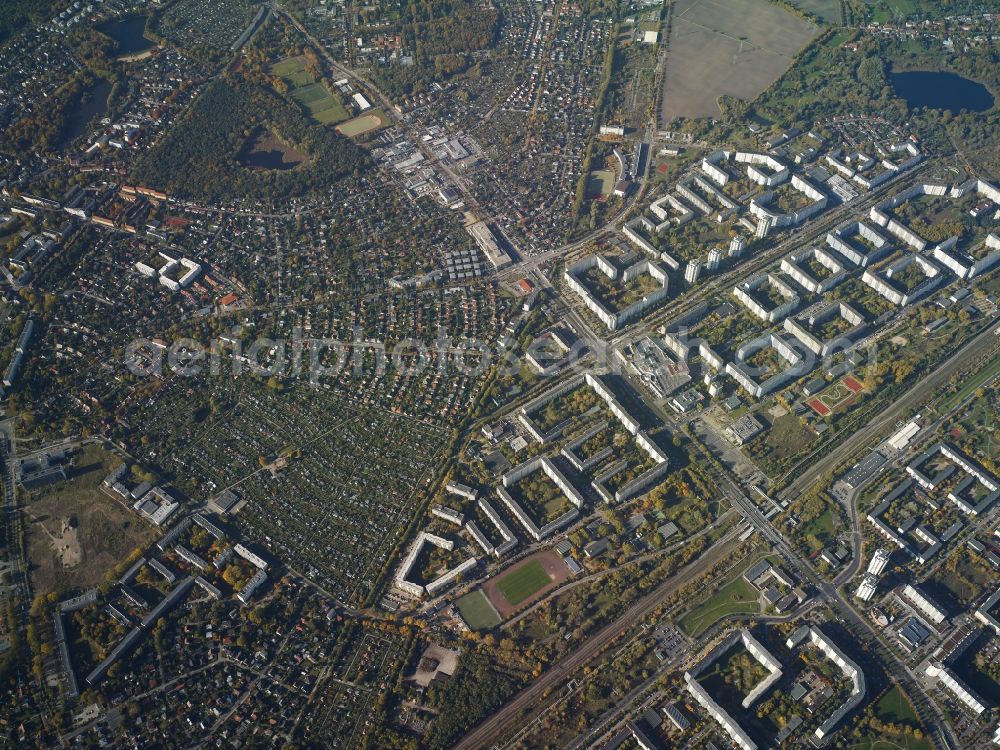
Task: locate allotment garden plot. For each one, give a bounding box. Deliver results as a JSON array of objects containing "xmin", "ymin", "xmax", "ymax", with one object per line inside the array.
[
  {"xmin": 156, "ymin": 0, "xmax": 262, "ymax": 54},
  {"xmin": 132, "ymin": 379, "xmax": 449, "ymax": 606},
  {"xmin": 299, "ymin": 627, "xmax": 408, "ymax": 748}
]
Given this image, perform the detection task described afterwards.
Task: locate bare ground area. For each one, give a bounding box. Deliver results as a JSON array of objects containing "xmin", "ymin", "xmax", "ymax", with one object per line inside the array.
[
  {"xmin": 661, "ymin": 0, "xmax": 818, "ymax": 121},
  {"xmin": 24, "ymin": 445, "xmax": 157, "ymax": 594}
]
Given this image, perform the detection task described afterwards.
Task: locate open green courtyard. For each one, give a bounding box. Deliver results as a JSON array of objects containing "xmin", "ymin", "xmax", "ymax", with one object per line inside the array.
[
  {"xmin": 853, "ymin": 686, "xmax": 932, "ymax": 750},
  {"xmin": 587, "ymin": 169, "xmax": 616, "ymax": 199}
]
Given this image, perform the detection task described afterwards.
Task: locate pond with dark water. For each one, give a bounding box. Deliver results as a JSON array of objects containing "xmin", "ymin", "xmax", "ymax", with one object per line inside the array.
[
  {"xmin": 61, "ymin": 78, "xmax": 112, "ymax": 148},
  {"xmin": 237, "ymin": 130, "xmax": 308, "ymax": 171},
  {"xmin": 889, "ymin": 70, "xmax": 994, "ymax": 113},
  {"xmin": 97, "ymin": 15, "xmax": 154, "ymax": 56}
]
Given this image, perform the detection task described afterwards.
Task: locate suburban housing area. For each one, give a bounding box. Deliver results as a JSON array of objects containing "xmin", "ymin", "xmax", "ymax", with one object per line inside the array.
[{"xmin": 0, "ymin": 0, "xmax": 1000, "ymax": 749}]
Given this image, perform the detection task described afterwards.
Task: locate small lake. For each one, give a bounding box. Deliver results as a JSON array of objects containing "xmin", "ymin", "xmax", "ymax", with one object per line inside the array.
[
  {"xmin": 889, "ymin": 70, "xmax": 994, "ymax": 113},
  {"xmin": 97, "ymin": 15, "xmax": 154, "ymax": 56},
  {"xmin": 240, "ymin": 149, "xmax": 302, "ymax": 170},
  {"xmin": 237, "ymin": 130, "xmax": 308, "ymax": 171},
  {"xmin": 61, "ymin": 78, "xmax": 112, "ymax": 148}
]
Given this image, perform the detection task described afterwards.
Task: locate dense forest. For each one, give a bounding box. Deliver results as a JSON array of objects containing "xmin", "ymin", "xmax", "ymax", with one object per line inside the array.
[
  {"xmin": 370, "ymin": 0, "xmax": 499, "ymax": 100},
  {"xmin": 423, "ymin": 650, "xmax": 519, "ymax": 749},
  {"xmin": 401, "ymin": 0, "xmax": 498, "ymax": 58},
  {"xmin": 0, "ymin": 0, "xmax": 53, "ymax": 43},
  {"xmin": 131, "ymin": 76, "xmax": 368, "ymax": 203},
  {"xmin": 371, "ymin": 55, "xmax": 485, "ymax": 100}
]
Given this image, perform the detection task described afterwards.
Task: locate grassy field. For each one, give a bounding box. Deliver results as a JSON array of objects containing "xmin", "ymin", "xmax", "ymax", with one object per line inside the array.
[
  {"xmin": 942, "ymin": 350, "xmax": 1000, "ymax": 412},
  {"xmin": 876, "ymin": 685, "xmax": 920, "ymax": 723},
  {"xmin": 455, "ymin": 589, "xmax": 501, "ymax": 630},
  {"xmin": 24, "ymin": 444, "xmax": 156, "ymax": 594},
  {"xmin": 292, "ymin": 82, "xmax": 331, "ymax": 105},
  {"xmin": 790, "ymin": 0, "xmax": 841, "ymax": 23},
  {"xmin": 653, "ymin": 157, "xmax": 679, "ymax": 182},
  {"xmin": 797, "ymin": 503, "xmax": 837, "ymax": 552},
  {"xmin": 679, "ymin": 567, "xmax": 761, "ymax": 637},
  {"xmin": 512, "ymin": 473, "xmax": 575, "ymax": 526},
  {"xmin": 855, "ymin": 739, "xmax": 933, "ymax": 750},
  {"xmin": 661, "ymin": 0, "xmax": 818, "ymax": 121},
  {"xmin": 950, "ymin": 398, "xmax": 997, "ymax": 465},
  {"xmin": 934, "ymin": 548, "xmax": 993, "ymax": 606},
  {"xmin": 852, "ymin": 686, "xmax": 932, "ymax": 750},
  {"xmin": 336, "ymin": 110, "xmax": 388, "ymax": 138},
  {"xmin": 763, "ymin": 413, "xmax": 816, "ymax": 461},
  {"xmin": 865, "ymin": 0, "xmax": 921, "ymax": 24},
  {"xmin": 313, "ymin": 106, "xmax": 349, "ymax": 124},
  {"xmin": 272, "ymin": 56, "xmax": 307, "ymax": 77},
  {"xmin": 270, "ymin": 56, "xmax": 350, "ymax": 126},
  {"xmin": 587, "ymin": 169, "xmax": 616, "ymax": 199},
  {"xmin": 498, "ymin": 560, "xmax": 553, "ymax": 606},
  {"xmin": 272, "ymin": 57, "xmax": 314, "ymax": 86}
]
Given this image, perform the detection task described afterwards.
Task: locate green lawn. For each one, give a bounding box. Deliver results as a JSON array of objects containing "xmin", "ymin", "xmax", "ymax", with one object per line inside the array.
[
  {"xmin": 284, "ymin": 69, "xmax": 314, "ymax": 87},
  {"xmin": 797, "ymin": 504, "xmax": 837, "ymax": 552},
  {"xmin": 854, "ymin": 740, "xmax": 933, "ymax": 750},
  {"xmin": 513, "ymin": 474, "xmax": 575, "ymax": 526},
  {"xmin": 455, "ymin": 589, "xmax": 501, "ymax": 630},
  {"xmin": 950, "ymin": 398, "xmax": 997, "ymax": 464},
  {"xmin": 790, "ymin": 0, "xmax": 841, "ymax": 23},
  {"xmin": 271, "ymin": 57, "xmax": 315, "ymax": 89},
  {"xmin": 271, "ymin": 56, "xmax": 306, "ymax": 77},
  {"xmin": 679, "ymin": 571, "xmax": 761, "ymax": 637},
  {"xmin": 587, "ymin": 169, "xmax": 616, "ymax": 198},
  {"xmin": 498, "ymin": 560, "xmax": 553, "ymax": 606},
  {"xmin": 291, "ymin": 82, "xmax": 330, "ymax": 105},
  {"xmin": 943, "ymin": 350, "xmax": 1000, "ymax": 412},
  {"xmin": 270, "ymin": 57, "xmax": 350, "ymax": 126},
  {"xmin": 866, "ymin": 0, "xmax": 920, "ymax": 24},
  {"xmin": 851, "ymin": 685, "xmax": 932, "ymax": 750},
  {"xmin": 313, "ymin": 103, "xmax": 350, "ymax": 124},
  {"xmin": 876, "ymin": 685, "xmax": 920, "ymax": 724}
]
